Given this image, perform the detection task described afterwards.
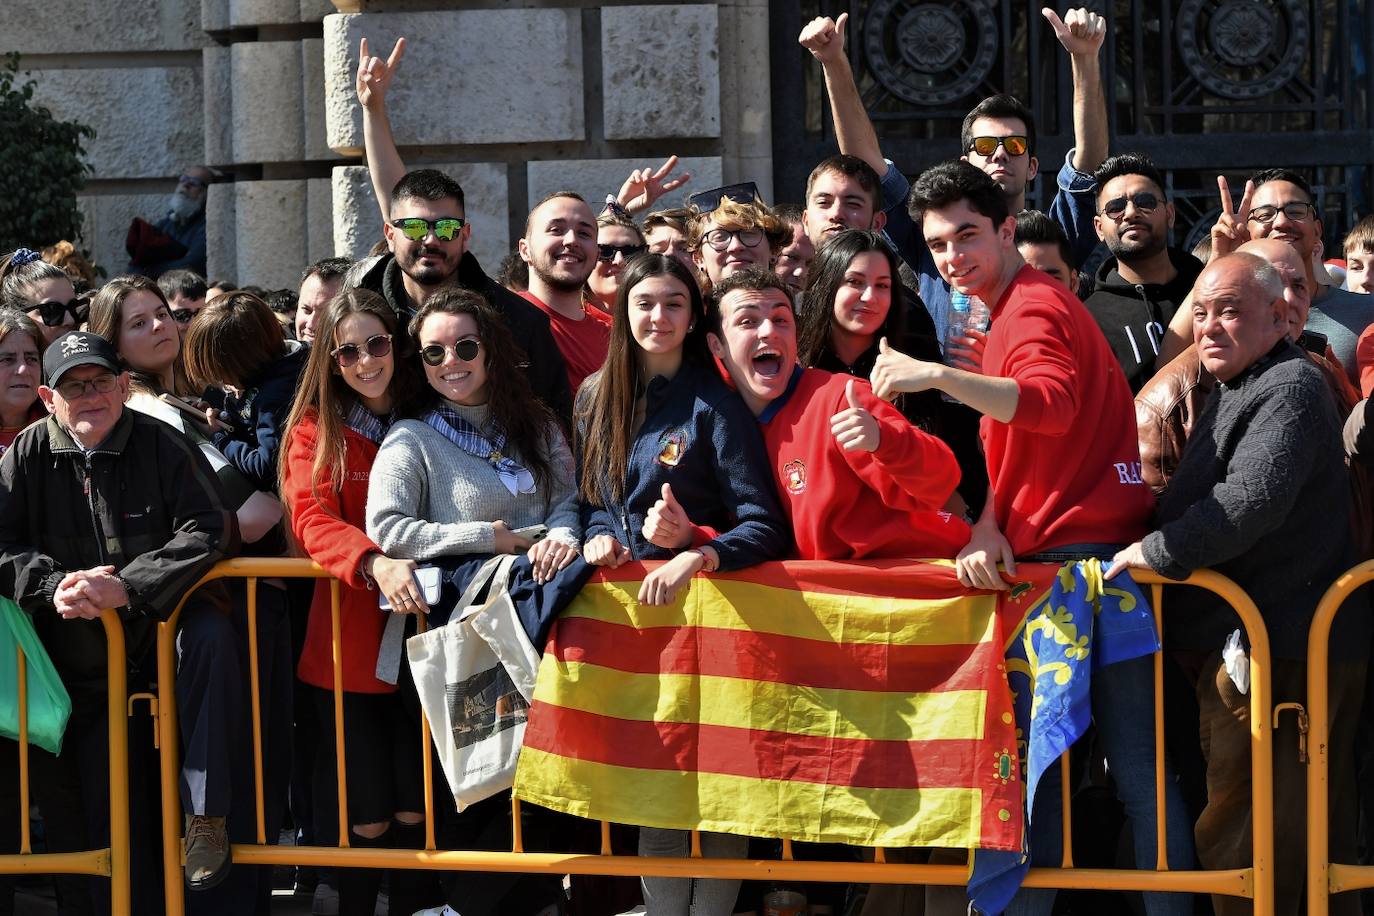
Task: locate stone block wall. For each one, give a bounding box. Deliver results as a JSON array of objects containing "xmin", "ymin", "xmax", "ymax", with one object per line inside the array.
[{"xmin": 2, "ymin": 0, "xmax": 770, "ymax": 292}]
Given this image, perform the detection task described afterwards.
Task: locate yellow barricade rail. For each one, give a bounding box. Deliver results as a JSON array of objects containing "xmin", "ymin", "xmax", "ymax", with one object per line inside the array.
[
  {"xmin": 0, "ymin": 609, "xmax": 132, "ymax": 915},
  {"xmin": 152, "ymin": 559, "xmax": 1274, "ymax": 915},
  {"xmin": 1306, "ymin": 559, "xmax": 1374, "ymax": 915}
]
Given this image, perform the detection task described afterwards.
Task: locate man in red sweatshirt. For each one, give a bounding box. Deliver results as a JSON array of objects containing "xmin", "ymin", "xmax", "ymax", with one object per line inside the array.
[
  {"xmin": 870, "ymin": 160, "xmax": 1188, "ymax": 914},
  {"xmin": 871, "ymin": 160, "xmax": 1154, "ymax": 584},
  {"xmin": 642, "ymin": 267, "xmax": 970, "ymax": 560}
]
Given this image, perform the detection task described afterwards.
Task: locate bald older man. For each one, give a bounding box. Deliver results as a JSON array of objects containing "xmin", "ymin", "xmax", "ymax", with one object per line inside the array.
[
  {"xmin": 1135, "ymin": 238, "xmax": 1356, "ymax": 494},
  {"xmin": 1111, "ymin": 252, "xmax": 1366, "ymax": 916}
]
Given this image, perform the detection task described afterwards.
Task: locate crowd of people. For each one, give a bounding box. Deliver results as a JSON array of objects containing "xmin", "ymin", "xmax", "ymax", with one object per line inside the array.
[{"xmin": 2, "ymin": 7, "xmax": 1373, "ymax": 916}]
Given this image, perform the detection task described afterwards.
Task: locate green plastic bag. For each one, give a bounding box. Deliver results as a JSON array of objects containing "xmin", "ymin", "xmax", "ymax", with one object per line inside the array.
[{"xmin": 0, "ymin": 596, "xmax": 72, "ymax": 755}]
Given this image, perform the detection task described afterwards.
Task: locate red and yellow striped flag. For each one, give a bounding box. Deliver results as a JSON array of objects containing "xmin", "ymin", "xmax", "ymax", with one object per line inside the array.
[{"xmin": 514, "ymin": 560, "xmax": 1059, "ymax": 851}]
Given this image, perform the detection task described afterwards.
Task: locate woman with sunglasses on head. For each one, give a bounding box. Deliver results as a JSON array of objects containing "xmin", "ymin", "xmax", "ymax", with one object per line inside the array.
[
  {"xmin": 587, "ymin": 212, "xmax": 648, "ymax": 318},
  {"xmin": 687, "ymin": 196, "xmax": 789, "ymax": 294},
  {"xmin": 366, "ymin": 286, "xmax": 583, "ymax": 916},
  {"xmin": 797, "ymin": 229, "xmax": 986, "ymax": 515},
  {"xmin": 0, "ymin": 312, "xmax": 46, "ymax": 457},
  {"xmin": 0, "ymin": 248, "xmax": 80, "ymax": 347},
  {"xmin": 578, "ymin": 253, "xmax": 787, "ymax": 916},
  {"xmin": 280, "ymin": 289, "xmax": 443, "ymax": 916}
]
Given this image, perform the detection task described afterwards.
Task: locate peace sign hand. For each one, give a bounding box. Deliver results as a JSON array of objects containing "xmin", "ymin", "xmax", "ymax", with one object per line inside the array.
[
  {"xmin": 356, "ymin": 36, "xmax": 406, "ymax": 111},
  {"xmin": 1211, "ymin": 175, "xmax": 1254, "ymax": 256},
  {"xmin": 616, "ymin": 156, "xmax": 692, "ymax": 215}
]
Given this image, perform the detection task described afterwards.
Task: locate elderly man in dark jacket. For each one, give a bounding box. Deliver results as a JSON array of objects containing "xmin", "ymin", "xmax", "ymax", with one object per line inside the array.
[
  {"xmin": 1108, "ymin": 253, "xmax": 1366, "ymax": 916},
  {"xmin": 0, "ymin": 332, "xmax": 242, "ymax": 908}
]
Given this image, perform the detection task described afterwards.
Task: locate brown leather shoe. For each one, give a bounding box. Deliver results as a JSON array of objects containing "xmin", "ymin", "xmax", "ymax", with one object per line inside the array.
[{"xmin": 184, "ymin": 814, "xmax": 231, "ymax": 890}]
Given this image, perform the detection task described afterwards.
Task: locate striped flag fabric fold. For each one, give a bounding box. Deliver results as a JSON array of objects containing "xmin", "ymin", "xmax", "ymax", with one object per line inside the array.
[{"xmin": 513, "ymin": 560, "xmax": 1066, "ymax": 851}]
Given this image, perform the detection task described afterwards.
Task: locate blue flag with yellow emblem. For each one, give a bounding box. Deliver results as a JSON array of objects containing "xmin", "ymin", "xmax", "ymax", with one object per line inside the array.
[{"xmin": 968, "ymin": 560, "xmax": 1161, "ymax": 914}]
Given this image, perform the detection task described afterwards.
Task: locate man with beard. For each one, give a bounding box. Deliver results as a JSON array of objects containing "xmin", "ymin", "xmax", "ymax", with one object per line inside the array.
[
  {"xmin": 344, "ymin": 169, "xmax": 572, "ymax": 425},
  {"xmin": 1083, "ymin": 153, "xmax": 1202, "ymax": 392},
  {"xmin": 348, "ymin": 37, "xmax": 572, "ymax": 424},
  {"xmin": 516, "ymin": 192, "xmax": 609, "ymax": 392},
  {"xmin": 128, "ymin": 166, "xmax": 211, "ymax": 278}
]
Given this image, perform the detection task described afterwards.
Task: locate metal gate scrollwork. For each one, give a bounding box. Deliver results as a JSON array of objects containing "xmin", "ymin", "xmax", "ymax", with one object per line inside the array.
[
  {"xmin": 1176, "ymin": 0, "xmax": 1309, "ymax": 100},
  {"xmin": 863, "ymin": 0, "xmax": 1000, "ymax": 107},
  {"xmin": 771, "ymin": 0, "xmax": 1374, "ymax": 246}
]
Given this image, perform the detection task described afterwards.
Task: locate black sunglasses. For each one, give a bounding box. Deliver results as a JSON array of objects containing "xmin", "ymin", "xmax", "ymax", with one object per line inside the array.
[
  {"xmin": 420, "ymin": 338, "xmax": 481, "ymax": 366},
  {"xmin": 31, "ymin": 298, "xmax": 81, "ymax": 328},
  {"xmin": 1101, "ymin": 192, "xmax": 1161, "ymax": 220},
  {"xmin": 687, "ymin": 181, "xmax": 762, "ymax": 214},
  {"xmin": 171, "ymin": 308, "xmax": 196, "ymax": 325},
  {"xmin": 598, "ymin": 243, "xmax": 648, "ymax": 262},
  {"xmin": 331, "ymin": 333, "xmax": 393, "ymax": 368}
]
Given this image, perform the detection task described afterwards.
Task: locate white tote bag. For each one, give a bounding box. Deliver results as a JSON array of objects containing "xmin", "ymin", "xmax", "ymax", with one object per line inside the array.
[{"xmin": 406, "ymin": 554, "xmax": 542, "ymax": 811}]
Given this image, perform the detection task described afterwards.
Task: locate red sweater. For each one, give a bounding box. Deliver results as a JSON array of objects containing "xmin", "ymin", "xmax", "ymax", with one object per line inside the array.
[
  {"xmin": 982, "ymin": 266, "xmax": 1154, "ymax": 556},
  {"xmin": 284, "ymin": 412, "xmax": 394, "ymax": 694},
  {"xmin": 760, "ymin": 368, "xmax": 971, "ymax": 559},
  {"xmin": 519, "ymin": 291, "xmax": 611, "ymax": 394}
]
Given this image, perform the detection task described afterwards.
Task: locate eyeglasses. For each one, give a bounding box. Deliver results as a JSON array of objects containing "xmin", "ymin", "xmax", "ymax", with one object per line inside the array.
[
  {"xmin": 702, "ymin": 227, "xmax": 765, "ymax": 251},
  {"xmin": 968, "ymin": 135, "xmax": 1029, "ymax": 158},
  {"xmin": 1101, "ymin": 191, "xmax": 1161, "ymax": 220},
  {"xmin": 687, "ymin": 182, "xmax": 762, "ymax": 214},
  {"xmin": 178, "ymin": 174, "xmax": 208, "ymax": 189},
  {"xmin": 331, "ymin": 333, "xmax": 393, "ymax": 368},
  {"xmin": 170, "ymin": 308, "xmax": 196, "ymax": 325},
  {"xmin": 30, "ymin": 299, "xmax": 80, "ymax": 328},
  {"xmin": 420, "ymin": 338, "xmax": 481, "ymax": 366},
  {"xmin": 1249, "ymin": 202, "xmax": 1316, "ymax": 224},
  {"xmin": 597, "ymin": 243, "xmax": 648, "ymax": 262},
  {"xmin": 55, "ymin": 373, "xmax": 118, "ymax": 401},
  {"xmin": 390, "ymin": 217, "xmax": 466, "ymax": 241}
]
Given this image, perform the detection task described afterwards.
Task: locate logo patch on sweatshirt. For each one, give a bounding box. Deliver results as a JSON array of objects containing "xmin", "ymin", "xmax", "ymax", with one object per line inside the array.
[
  {"xmin": 782, "ymin": 459, "xmax": 806, "ymax": 494},
  {"xmin": 655, "ymin": 429, "xmax": 686, "ymax": 467}
]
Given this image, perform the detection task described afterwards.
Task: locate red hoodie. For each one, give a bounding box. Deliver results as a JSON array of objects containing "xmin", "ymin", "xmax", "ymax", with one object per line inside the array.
[
  {"xmin": 982, "ymin": 266, "xmax": 1154, "ymax": 556},
  {"xmin": 760, "ymin": 368, "xmax": 971, "ymax": 559}
]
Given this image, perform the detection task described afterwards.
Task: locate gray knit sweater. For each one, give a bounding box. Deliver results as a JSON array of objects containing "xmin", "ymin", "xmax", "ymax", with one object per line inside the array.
[
  {"xmin": 1143, "ymin": 340, "xmax": 1361, "ymax": 659},
  {"xmin": 365, "ymin": 402, "xmax": 580, "ymax": 560}
]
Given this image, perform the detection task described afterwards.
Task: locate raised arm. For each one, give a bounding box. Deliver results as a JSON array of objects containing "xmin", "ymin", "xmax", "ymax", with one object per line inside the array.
[
  {"xmin": 799, "ymin": 13, "xmax": 886, "ymax": 178},
  {"xmin": 1044, "ymin": 8, "xmax": 1108, "ymax": 173},
  {"xmin": 356, "ymin": 36, "xmax": 408, "ymax": 224}
]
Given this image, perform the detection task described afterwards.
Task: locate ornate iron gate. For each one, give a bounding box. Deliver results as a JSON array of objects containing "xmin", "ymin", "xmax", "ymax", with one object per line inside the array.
[{"xmin": 770, "ymin": 0, "xmax": 1374, "ymax": 250}]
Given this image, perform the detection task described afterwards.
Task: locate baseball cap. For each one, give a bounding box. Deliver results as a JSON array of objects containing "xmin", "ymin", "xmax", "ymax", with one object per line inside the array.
[{"xmin": 44, "ymin": 331, "xmax": 120, "ymax": 388}]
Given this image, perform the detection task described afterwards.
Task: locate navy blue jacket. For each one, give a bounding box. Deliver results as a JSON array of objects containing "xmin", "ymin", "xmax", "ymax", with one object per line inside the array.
[
  {"xmin": 580, "ymin": 361, "xmax": 789, "ymax": 570},
  {"xmin": 211, "ymin": 341, "xmax": 309, "ymax": 493}
]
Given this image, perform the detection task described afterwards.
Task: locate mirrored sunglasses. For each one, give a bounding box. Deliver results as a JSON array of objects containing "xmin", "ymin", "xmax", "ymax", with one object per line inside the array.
[
  {"xmin": 390, "ymin": 217, "xmax": 466, "ymax": 242},
  {"xmin": 968, "ymin": 135, "xmax": 1029, "ymax": 157}
]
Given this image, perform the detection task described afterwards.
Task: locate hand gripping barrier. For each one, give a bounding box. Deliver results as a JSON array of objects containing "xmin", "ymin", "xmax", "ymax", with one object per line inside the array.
[
  {"xmin": 149, "ymin": 559, "xmax": 1274, "ymax": 915},
  {"xmin": 1305, "ymin": 559, "xmax": 1374, "ymax": 915},
  {"xmin": 0, "ymin": 609, "xmax": 131, "ymax": 915}
]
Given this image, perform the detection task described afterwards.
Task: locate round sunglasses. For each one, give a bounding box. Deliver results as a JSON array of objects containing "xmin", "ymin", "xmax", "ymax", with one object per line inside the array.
[
  {"xmin": 331, "ymin": 333, "xmax": 393, "ymax": 368},
  {"xmin": 420, "ymin": 338, "xmax": 481, "ymax": 366}
]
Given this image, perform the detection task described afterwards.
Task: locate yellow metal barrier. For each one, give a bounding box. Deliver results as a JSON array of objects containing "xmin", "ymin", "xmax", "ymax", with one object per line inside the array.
[
  {"xmin": 0, "ymin": 609, "xmax": 131, "ymax": 915},
  {"xmin": 152, "ymin": 560, "xmax": 1273, "ymax": 914},
  {"xmin": 1306, "ymin": 560, "xmax": 1374, "ymax": 915}
]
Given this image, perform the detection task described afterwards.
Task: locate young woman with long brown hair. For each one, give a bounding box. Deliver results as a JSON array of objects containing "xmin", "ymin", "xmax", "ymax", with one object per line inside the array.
[
  {"xmin": 576, "ymin": 252, "xmax": 787, "ymax": 916},
  {"xmin": 279, "ymin": 287, "xmax": 435, "ymax": 916}
]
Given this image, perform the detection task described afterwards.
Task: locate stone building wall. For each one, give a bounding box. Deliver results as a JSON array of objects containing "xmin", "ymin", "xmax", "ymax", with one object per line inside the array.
[{"xmin": 1, "ymin": 0, "xmax": 772, "ymax": 290}]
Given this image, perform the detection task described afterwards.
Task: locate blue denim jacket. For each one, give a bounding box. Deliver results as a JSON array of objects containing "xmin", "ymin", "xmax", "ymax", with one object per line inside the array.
[
  {"xmin": 579, "ymin": 361, "xmax": 789, "ymax": 570},
  {"xmin": 879, "ymin": 151, "xmax": 1100, "ymax": 343}
]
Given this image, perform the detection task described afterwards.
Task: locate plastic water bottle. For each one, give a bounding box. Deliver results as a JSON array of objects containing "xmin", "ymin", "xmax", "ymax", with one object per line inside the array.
[{"xmin": 943, "ymin": 290, "xmax": 989, "ymax": 402}]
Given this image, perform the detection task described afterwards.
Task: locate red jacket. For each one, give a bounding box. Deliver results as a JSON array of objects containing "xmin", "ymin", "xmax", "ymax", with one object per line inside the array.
[
  {"xmin": 982, "ymin": 266, "xmax": 1154, "ymax": 556},
  {"xmin": 284, "ymin": 412, "xmax": 393, "ymax": 694},
  {"xmin": 760, "ymin": 368, "xmax": 971, "ymax": 559}
]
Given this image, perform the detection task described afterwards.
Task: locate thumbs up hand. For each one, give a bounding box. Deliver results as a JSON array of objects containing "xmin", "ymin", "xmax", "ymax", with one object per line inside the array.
[
  {"xmin": 830, "ymin": 379, "xmax": 881, "ymax": 453},
  {"xmin": 643, "ymin": 482, "xmax": 695, "ymax": 549}
]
